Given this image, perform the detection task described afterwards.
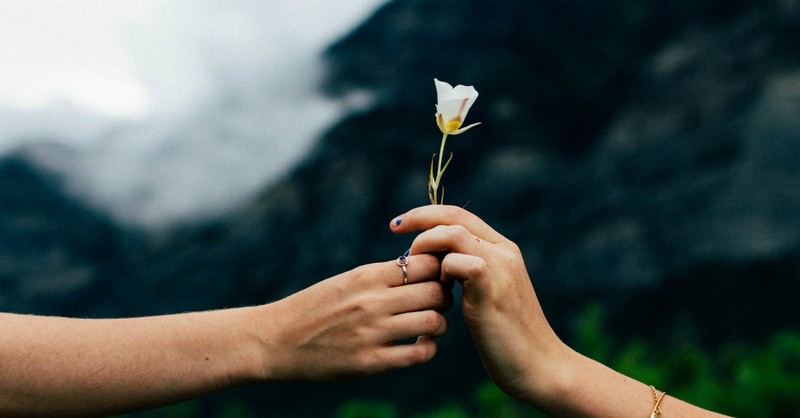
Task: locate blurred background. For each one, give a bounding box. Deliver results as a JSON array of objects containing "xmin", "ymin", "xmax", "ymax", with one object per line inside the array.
[{"xmin": 1, "ymin": 0, "xmax": 798, "ymax": 416}]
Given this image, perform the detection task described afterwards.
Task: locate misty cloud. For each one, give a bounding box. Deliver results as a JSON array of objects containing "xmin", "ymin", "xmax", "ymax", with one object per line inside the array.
[{"xmin": 0, "ymin": 0, "xmax": 384, "ymax": 226}]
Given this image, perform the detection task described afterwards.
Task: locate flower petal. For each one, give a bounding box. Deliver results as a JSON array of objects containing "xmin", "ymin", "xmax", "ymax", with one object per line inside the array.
[
  {"xmin": 434, "ymin": 78, "xmax": 455, "ymax": 100},
  {"xmin": 435, "ymin": 99, "xmax": 463, "ymax": 122},
  {"xmin": 433, "ymin": 79, "xmax": 479, "ymax": 126},
  {"xmin": 451, "ymin": 121, "xmax": 482, "ymax": 135},
  {"xmin": 436, "ymin": 112, "xmax": 447, "ymax": 134}
]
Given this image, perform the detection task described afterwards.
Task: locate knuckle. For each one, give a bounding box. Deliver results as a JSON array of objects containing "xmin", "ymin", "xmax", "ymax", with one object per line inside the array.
[
  {"xmin": 420, "ymin": 311, "xmax": 446, "ymax": 334},
  {"xmin": 349, "ymin": 264, "xmax": 373, "ymax": 285},
  {"xmin": 441, "ymin": 205, "xmax": 465, "ymax": 220},
  {"xmin": 353, "ymin": 351, "xmax": 383, "ymax": 375},
  {"xmin": 415, "ymin": 281, "xmax": 449, "ymax": 309},
  {"xmin": 434, "ymin": 315, "xmax": 449, "ymax": 336},
  {"xmin": 497, "ymin": 243, "xmax": 522, "ymax": 265},
  {"xmin": 404, "ymin": 343, "xmax": 435, "ymax": 366},
  {"xmin": 463, "ymin": 257, "xmax": 489, "ymax": 277},
  {"xmin": 414, "ymin": 254, "xmax": 442, "ymax": 278},
  {"xmin": 422, "ymin": 280, "xmax": 445, "ymax": 298},
  {"xmin": 506, "ymin": 241, "xmax": 522, "ymax": 256},
  {"xmin": 435, "ymin": 223, "xmax": 467, "ymax": 238},
  {"xmin": 448, "ymin": 223, "xmax": 471, "ymax": 237}
]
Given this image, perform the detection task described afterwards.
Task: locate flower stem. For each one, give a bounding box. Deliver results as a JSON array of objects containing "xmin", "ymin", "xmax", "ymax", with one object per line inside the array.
[
  {"xmin": 431, "ymin": 132, "xmax": 449, "ymax": 205},
  {"xmin": 437, "ymin": 132, "xmax": 448, "ymax": 178}
]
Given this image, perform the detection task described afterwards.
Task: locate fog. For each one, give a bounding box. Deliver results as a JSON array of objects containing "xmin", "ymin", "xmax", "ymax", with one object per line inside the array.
[{"xmin": 0, "ymin": 0, "xmax": 384, "ymax": 226}]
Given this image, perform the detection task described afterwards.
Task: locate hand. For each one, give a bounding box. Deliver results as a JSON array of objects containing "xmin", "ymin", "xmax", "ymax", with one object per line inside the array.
[
  {"xmin": 259, "ymin": 254, "xmax": 451, "ymax": 383},
  {"xmin": 0, "ymin": 254, "xmax": 450, "ymax": 416},
  {"xmin": 390, "ymin": 205, "xmax": 567, "ymax": 402}
]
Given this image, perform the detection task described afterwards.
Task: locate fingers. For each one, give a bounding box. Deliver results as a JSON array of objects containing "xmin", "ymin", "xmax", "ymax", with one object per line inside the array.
[
  {"xmin": 349, "ymin": 255, "xmax": 451, "ymax": 313},
  {"xmin": 367, "ymin": 314, "xmax": 446, "ymax": 371},
  {"xmin": 409, "ymin": 223, "xmax": 486, "ymax": 260},
  {"xmin": 389, "ymin": 280, "xmax": 453, "ymax": 314},
  {"xmin": 439, "ymin": 252, "xmax": 491, "ymax": 303},
  {"xmin": 388, "ymin": 310, "xmax": 448, "ymax": 341},
  {"xmin": 373, "ymin": 336, "xmax": 439, "ymax": 370},
  {"xmin": 441, "ymin": 252, "xmax": 488, "ymax": 282},
  {"xmin": 390, "ymin": 205, "xmax": 505, "ymax": 243},
  {"xmin": 379, "ymin": 253, "xmax": 442, "ymax": 287}
]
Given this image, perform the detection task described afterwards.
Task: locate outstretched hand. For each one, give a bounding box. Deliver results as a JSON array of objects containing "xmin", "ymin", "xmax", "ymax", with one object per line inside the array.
[
  {"xmin": 261, "ymin": 253, "xmax": 451, "ymax": 383},
  {"xmin": 390, "ymin": 206, "xmax": 731, "ymax": 418},
  {"xmin": 389, "ymin": 205, "xmax": 567, "ymax": 401}
]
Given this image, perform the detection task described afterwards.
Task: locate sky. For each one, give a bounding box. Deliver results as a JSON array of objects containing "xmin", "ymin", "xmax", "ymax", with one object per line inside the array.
[{"xmin": 0, "ymin": 0, "xmax": 384, "ymax": 226}]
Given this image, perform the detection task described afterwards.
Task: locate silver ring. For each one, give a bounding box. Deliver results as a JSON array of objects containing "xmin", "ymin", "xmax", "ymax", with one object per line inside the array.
[{"xmin": 396, "ymin": 255, "xmax": 409, "ymax": 284}]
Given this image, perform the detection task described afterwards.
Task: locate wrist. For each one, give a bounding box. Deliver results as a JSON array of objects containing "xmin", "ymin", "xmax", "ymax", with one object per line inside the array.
[
  {"xmin": 209, "ymin": 305, "xmax": 276, "ymax": 385},
  {"xmin": 526, "ymin": 346, "xmax": 649, "ymax": 417},
  {"xmin": 531, "ymin": 346, "xmax": 585, "ymax": 407},
  {"xmin": 242, "ymin": 300, "xmax": 311, "ymax": 383},
  {"xmin": 235, "ymin": 304, "xmax": 282, "ymax": 383},
  {"xmin": 517, "ymin": 338, "xmax": 581, "ymax": 408}
]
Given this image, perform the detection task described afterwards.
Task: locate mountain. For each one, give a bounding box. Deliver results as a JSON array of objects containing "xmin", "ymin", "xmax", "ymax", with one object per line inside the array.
[
  {"xmin": 0, "ymin": 149, "xmax": 134, "ymax": 316},
  {"xmin": 315, "ymin": 0, "xmax": 800, "ymax": 346},
  {"xmin": 1, "ymin": 0, "xmax": 798, "ymax": 415}
]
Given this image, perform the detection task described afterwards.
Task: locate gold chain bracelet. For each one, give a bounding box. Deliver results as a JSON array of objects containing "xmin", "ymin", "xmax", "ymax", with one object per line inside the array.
[{"xmin": 649, "ymin": 385, "xmax": 666, "ymax": 417}]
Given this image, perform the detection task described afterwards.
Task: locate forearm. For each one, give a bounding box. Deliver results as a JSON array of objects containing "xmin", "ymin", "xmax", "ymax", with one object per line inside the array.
[
  {"xmin": 532, "ymin": 348, "xmax": 729, "ymax": 417},
  {"xmin": 0, "ymin": 308, "xmax": 264, "ymax": 417}
]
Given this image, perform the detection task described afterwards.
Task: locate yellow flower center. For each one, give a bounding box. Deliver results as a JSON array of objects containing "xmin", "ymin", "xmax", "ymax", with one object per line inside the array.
[{"xmin": 445, "ymin": 120, "xmax": 462, "ymax": 133}]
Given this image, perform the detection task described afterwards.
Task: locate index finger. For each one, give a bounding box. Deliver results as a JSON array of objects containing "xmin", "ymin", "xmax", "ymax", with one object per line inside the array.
[{"xmin": 389, "ymin": 205, "xmax": 506, "ymax": 243}]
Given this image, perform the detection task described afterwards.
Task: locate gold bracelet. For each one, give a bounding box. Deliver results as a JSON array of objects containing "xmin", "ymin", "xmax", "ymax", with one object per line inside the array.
[{"xmin": 649, "ymin": 385, "xmax": 666, "ymax": 417}]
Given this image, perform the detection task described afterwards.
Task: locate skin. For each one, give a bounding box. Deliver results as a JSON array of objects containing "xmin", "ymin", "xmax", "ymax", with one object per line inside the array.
[
  {"xmin": 0, "ymin": 254, "xmax": 450, "ymax": 417},
  {"xmin": 391, "ymin": 205, "xmax": 730, "ymax": 418}
]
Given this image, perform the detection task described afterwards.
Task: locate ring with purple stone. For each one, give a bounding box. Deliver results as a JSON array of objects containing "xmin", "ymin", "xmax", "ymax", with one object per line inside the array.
[{"xmin": 396, "ymin": 255, "xmax": 409, "ymax": 285}]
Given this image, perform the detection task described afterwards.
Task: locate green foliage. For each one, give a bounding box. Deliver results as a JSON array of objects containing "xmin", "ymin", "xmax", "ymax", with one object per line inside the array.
[
  {"xmin": 216, "ymin": 400, "xmax": 256, "ymax": 418},
  {"xmin": 334, "ymin": 381, "xmax": 539, "ymax": 418},
  {"xmin": 119, "ymin": 401, "xmax": 201, "ymax": 418},
  {"xmin": 572, "ymin": 303, "xmax": 800, "ymax": 417},
  {"xmin": 720, "ymin": 332, "xmax": 800, "ymax": 417},
  {"xmin": 473, "ymin": 382, "xmax": 543, "ymax": 418},
  {"xmin": 336, "ymin": 399, "xmax": 398, "ymax": 418},
  {"xmin": 411, "ymin": 403, "xmax": 470, "ymax": 418},
  {"xmin": 572, "ymin": 302, "xmax": 613, "ymax": 362}
]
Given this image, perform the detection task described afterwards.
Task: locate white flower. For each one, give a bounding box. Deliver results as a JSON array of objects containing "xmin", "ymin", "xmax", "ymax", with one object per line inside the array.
[
  {"xmin": 428, "ymin": 79, "xmax": 481, "ymax": 204},
  {"xmin": 434, "ymin": 78, "xmax": 481, "ymax": 135}
]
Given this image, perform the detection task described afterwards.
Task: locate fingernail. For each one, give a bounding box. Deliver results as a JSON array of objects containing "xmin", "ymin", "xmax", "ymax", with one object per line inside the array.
[
  {"xmin": 403, "ymin": 248, "xmax": 410, "ymax": 257},
  {"xmin": 394, "ymin": 218, "xmax": 402, "ymax": 226}
]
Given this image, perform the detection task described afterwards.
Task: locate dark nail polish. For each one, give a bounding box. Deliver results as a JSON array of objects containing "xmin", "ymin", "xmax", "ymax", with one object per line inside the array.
[
  {"xmin": 403, "ymin": 248, "xmax": 410, "ymax": 257},
  {"xmin": 395, "ymin": 218, "xmax": 402, "ymax": 226}
]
